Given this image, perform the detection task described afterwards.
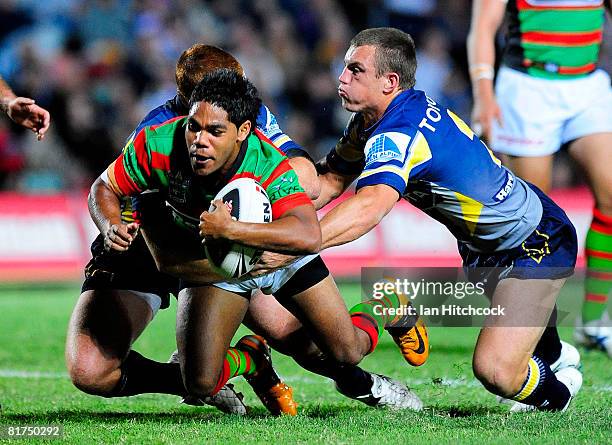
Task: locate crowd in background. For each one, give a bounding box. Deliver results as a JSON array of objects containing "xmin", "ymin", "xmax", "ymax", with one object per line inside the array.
[{"xmin": 0, "ymin": 0, "xmax": 610, "ymax": 192}]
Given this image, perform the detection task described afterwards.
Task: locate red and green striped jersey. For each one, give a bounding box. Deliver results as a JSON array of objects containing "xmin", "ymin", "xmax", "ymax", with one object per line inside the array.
[
  {"xmin": 503, "ymin": 0, "xmax": 605, "ymax": 78},
  {"xmin": 106, "ymin": 116, "xmax": 311, "ymax": 231}
]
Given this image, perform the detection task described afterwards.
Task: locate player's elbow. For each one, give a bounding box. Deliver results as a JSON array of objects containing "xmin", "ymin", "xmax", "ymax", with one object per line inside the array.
[{"xmin": 295, "ymin": 225, "xmax": 322, "ymax": 254}]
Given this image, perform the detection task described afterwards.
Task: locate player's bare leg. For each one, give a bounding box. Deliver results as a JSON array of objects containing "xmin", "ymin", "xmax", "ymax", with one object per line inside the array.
[
  {"xmin": 176, "ymin": 286, "xmax": 297, "ymax": 415},
  {"xmin": 241, "ymin": 290, "xmax": 422, "ymax": 410},
  {"xmin": 282, "ymin": 275, "xmax": 370, "ymax": 364},
  {"xmin": 569, "ymin": 133, "xmax": 612, "ymax": 356},
  {"xmin": 501, "ymin": 154, "xmax": 553, "ymax": 193},
  {"xmin": 65, "ymin": 289, "xmax": 155, "ymax": 394},
  {"xmin": 473, "ymin": 277, "xmax": 582, "ymax": 411}
]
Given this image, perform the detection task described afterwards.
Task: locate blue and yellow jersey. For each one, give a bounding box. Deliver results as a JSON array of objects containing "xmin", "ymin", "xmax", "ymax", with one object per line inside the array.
[{"xmin": 327, "ymin": 89, "xmax": 543, "ymax": 252}]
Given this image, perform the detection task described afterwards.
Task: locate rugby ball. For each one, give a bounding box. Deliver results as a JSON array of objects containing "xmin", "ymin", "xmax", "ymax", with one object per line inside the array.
[{"xmin": 204, "ymin": 177, "xmax": 272, "ymax": 279}]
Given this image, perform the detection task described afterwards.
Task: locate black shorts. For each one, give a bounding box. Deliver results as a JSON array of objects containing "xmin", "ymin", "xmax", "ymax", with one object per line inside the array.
[
  {"xmin": 81, "ymin": 234, "xmax": 179, "ymax": 309},
  {"xmin": 459, "ymin": 183, "xmax": 578, "ymax": 295}
]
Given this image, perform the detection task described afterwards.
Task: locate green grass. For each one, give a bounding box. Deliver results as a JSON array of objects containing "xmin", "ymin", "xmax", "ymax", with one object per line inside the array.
[{"xmin": 0, "ymin": 283, "xmax": 610, "ymax": 444}]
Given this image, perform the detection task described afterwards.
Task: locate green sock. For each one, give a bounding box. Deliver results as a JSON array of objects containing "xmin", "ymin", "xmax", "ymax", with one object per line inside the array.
[
  {"xmin": 213, "ymin": 348, "xmax": 257, "ymax": 394},
  {"xmin": 582, "ymin": 208, "xmax": 612, "ymax": 323},
  {"xmin": 349, "ymin": 283, "xmax": 406, "ymax": 352}
]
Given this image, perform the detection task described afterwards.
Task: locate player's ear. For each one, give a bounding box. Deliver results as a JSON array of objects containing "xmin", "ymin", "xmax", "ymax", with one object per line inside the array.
[
  {"xmin": 237, "ymin": 120, "xmax": 251, "ymax": 141},
  {"xmin": 383, "ymin": 72, "xmax": 400, "ymax": 93}
]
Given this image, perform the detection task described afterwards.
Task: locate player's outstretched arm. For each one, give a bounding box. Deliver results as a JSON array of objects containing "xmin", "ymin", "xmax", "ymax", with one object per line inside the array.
[
  {"xmin": 0, "ymin": 76, "xmax": 50, "ymax": 140},
  {"xmin": 467, "ymin": 0, "xmax": 505, "ymax": 141},
  {"xmin": 200, "ymin": 201, "xmax": 321, "ymax": 254},
  {"xmin": 89, "ymin": 175, "xmax": 139, "ymax": 252},
  {"xmin": 319, "ymin": 183, "xmax": 398, "ymax": 250}
]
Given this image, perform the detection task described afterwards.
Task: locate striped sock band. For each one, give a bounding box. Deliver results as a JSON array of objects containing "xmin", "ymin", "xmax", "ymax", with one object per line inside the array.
[
  {"xmin": 349, "ymin": 285, "xmax": 405, "ymax": 353},
  {"xmin": 512, "ymin": 356, "xmax": 570, "ymax": 410},
  {"xmin": 583, "ymin": 208, "xmax": 612, "ymax": 323},
  {"xmin": 212, "ymin": 348, "xmax": 257, "ymax": 395}
]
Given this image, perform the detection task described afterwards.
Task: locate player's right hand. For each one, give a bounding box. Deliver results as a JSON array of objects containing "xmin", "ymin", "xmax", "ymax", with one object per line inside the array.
[
  {"xmin": 104, "ymin": 222, "xmax": 139, "ymax": 252},
  {"xmin": 471, "ymin": 93, "xmax": 502, "ymax": 144},
  {"xmin": 7, "ymin": 97, "xmax": 51, "ymax": 140}
]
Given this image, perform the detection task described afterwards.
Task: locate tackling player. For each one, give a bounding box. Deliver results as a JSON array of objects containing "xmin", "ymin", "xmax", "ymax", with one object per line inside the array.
[
  {"xmin": 67, "ymin": 50, "xmax": 424, "ymax": 415},
  {"xmin": 308, "ymin": 27, "xmax": 582, "ymax": 412},
  {"xmin": 89, "ymin": 70, "xmax": 422, "ymax": 410}
]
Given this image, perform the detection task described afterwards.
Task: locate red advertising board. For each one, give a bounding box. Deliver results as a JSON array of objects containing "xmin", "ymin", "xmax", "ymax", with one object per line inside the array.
[{"xmin": 0, "ymin": 188, "xmax": 594, "ymax": 282}]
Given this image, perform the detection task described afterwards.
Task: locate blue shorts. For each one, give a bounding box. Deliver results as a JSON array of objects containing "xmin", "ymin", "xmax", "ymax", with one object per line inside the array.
[{"xmin": 458, "ymin": 184, "xmax": 577, "ymax": 294}]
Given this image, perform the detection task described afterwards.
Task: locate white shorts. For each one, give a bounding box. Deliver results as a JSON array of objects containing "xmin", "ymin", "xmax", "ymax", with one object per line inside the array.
[
  {"xmin": 213, "ymin": 254, "xmax": 320, "ymax": 297},
  {"xmin": 492, "ymin": 66, "xmax": 612, "ymax": 157}
]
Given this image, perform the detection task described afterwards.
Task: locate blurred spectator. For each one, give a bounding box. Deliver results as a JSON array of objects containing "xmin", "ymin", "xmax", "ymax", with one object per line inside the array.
[{"xmin": 0, "ymin": 0, "xmax": 608, "ymax": 192}]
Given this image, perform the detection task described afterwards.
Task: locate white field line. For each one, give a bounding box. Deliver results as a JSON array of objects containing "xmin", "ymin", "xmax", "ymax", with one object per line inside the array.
[{"xmin": 1, "ymin": 370, "xmax": 610, "ymax": 393}]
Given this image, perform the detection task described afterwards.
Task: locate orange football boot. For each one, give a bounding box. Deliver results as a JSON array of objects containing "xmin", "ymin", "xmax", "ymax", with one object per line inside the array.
[
  {"xmin": 387, "ymin": 314, "xmax": 429, "ymax": 366},
  {"xmin": 235, "ymin": 334, "xmax": 298, "ymax": 415}
]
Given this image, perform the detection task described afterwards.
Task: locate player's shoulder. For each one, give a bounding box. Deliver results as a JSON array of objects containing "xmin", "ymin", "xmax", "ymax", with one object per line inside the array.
[
  {"xmin": 370, "ymin": 89, "xmax": 429, "ymax": 138},
  {"xmin": 249, "ymin": 129, "xmax": 286, "ymax": 161},
  {"xmin": 130, "ymin": 97, "xmax": 183, "ymax": 139},
  {"xmin": 362, "ymin": 90, "xmax": 427, "ymax": 165}
]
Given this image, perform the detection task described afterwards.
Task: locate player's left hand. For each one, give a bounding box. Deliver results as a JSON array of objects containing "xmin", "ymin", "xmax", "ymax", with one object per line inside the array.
[
  {"xmin": 199, "ymin": 199, "xmax": 234, "ymax": 241},
  {"xmin": 7, "ymin": 97, "xmax": 51, "ymax": 140},
  {"xmin": 249, "ymin": 251, "xmax": 299, "ymax": 276}
]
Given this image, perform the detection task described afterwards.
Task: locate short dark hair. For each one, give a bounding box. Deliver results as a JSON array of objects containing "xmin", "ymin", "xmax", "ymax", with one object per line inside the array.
[
  {"xmin": 189, "ymin": 69, "xmax": 261, "ymax": 131},
  {"xmin": 175, "ymin": 44, "xmax": 244, "ymax": 106},
  {"xmin": 350, "ymin": 27, "xmax": 417, "ymax": 89}
]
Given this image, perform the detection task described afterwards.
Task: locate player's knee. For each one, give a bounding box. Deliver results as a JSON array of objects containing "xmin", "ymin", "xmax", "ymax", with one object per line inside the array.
[
  {"xmin": 67, "ymin": 354, "xmax": 119, "ymax": 396},
  {"xmin": 473, "ymin": 356, "xmax": 524, "ymax": 397},
  {"xmin": 182, "ymin": 370, "xmax": 218, "ymax": 398},
  {"xmin": 328, "ymin": 342, "xmax": 362, "ymax": 366}
]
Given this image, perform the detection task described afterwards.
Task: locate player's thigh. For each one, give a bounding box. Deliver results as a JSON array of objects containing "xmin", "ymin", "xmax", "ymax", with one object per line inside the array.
[
  {"xmin": 176, "ymin": 286, "xmax": 249, "ymax": 392},
  {"xmin": 244, "ymin": 290, "xmax": 305, "ymax": 353},
  {"xmin": 568, "ymin": 132, "xmax": 612, "ymax": 212},
  {"xmin": 284, "ymin": 275, "xmax": 360, "ymax": 359},
  {"xmin": 501, "ymin": 154, "xmax": 554, "ymax": 193},
  {"xmin": 66, "ymin": 289, "xmax": 155, "ymax": 368},
  {"xmin": 474, "ymin": 277, "xmax": 564, "ymax": 375}
]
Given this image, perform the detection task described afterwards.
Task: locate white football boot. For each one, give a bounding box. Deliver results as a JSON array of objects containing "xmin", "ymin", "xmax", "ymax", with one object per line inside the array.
[
  {"xmin": 168, "ymin": 350, "xmax": 248, "ymax": 415},
  {"xmin": 574, "ymin": 312, "xmax": 612, "ymax": 358},
  {"xmin": 555, "ymin": 367, "xmax": 583, "ymax": 412},
  {"xmin": 336, "ymin": 373, "xmax": 423, "ymax": 411}
]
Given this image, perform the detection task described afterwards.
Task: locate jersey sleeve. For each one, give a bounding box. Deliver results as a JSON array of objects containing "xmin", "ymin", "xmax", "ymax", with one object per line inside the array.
[
  {"xmin": 260, "ymin": 159, "xmax": 312, "ymax": 219},
  {"xmin": 256, "ymin": 104, "xmax": 307, "ymax": 157},
  {"xmin": 356, "ymin": 127, "xmax": 432, "ymax": 195},
  {"xmin": 105, "ymin": 128, "xmax": 155, "ymax": 197}
]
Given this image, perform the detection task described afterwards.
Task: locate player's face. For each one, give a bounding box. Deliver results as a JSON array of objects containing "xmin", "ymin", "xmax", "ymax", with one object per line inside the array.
[
  {"xmin": 186, "ymin": 101, "xmax": 250, "ymax": 176},
  {"xmin": 338, "ymin": 45, "xmax": 387, "ymax": 114}
]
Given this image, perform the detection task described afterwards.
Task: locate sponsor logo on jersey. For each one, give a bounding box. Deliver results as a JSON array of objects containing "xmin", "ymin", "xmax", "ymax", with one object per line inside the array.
[
  {"xmin": 168, "ymin": 171, "xmax": 190, "ymax": 205},
  {"xmin": 364, "ymin": 132, "xmax": 410, "ymax": 166},
  {"xmin": 494, "ymin": 171, "xmax": 515, "ymax": 202}
]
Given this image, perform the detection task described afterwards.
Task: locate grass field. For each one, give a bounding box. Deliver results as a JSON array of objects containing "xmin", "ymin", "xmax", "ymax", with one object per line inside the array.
[{"xmin": 0, "ymin": 283, "xmax": 610, "ymax": 444}]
